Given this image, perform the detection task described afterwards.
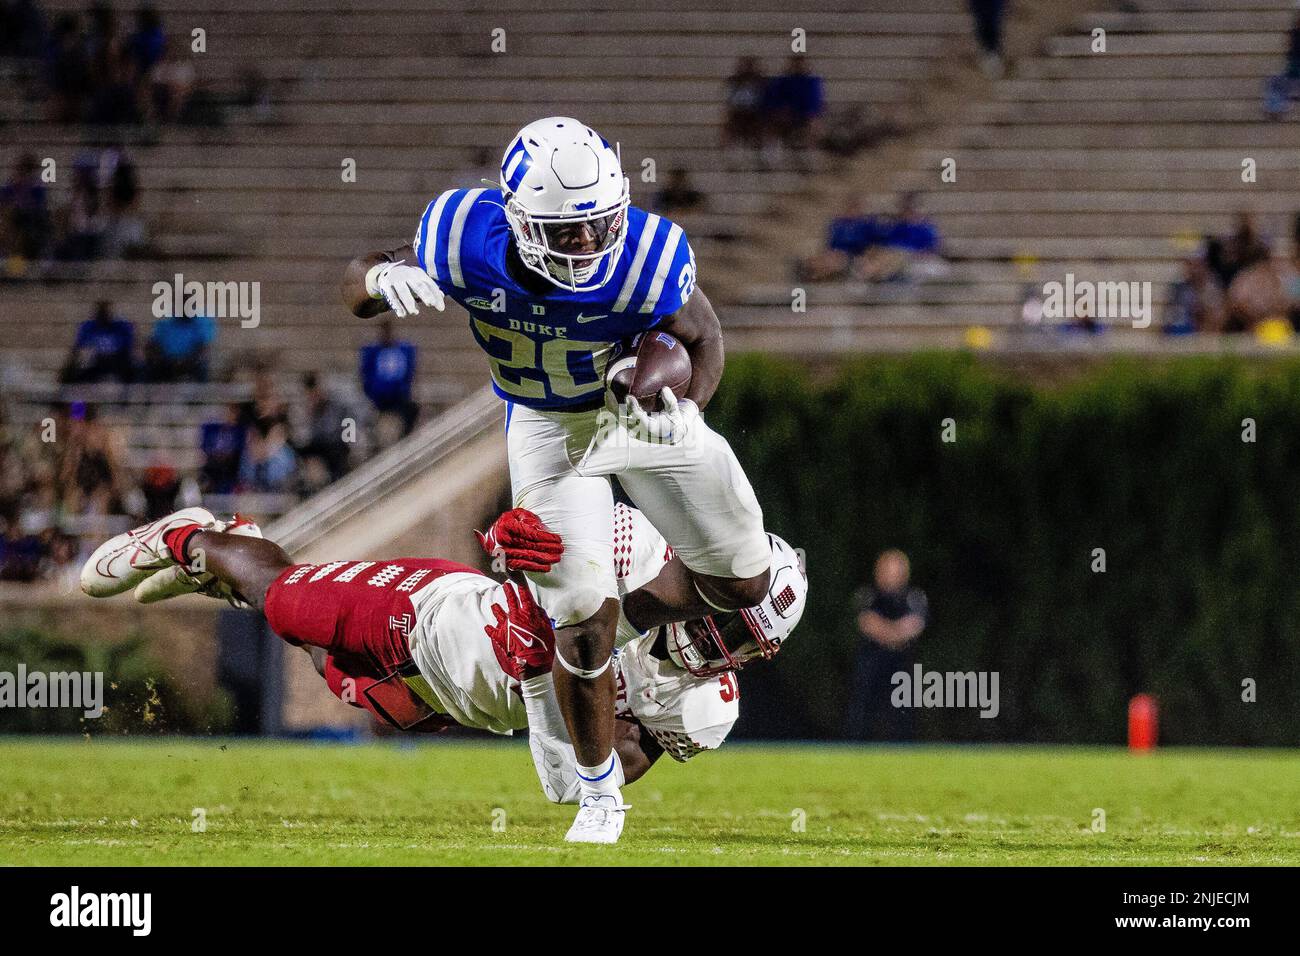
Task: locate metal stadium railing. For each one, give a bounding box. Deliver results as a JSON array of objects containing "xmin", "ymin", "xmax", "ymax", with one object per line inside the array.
[{"xmin": 264, "ymin": 386, "xmax": 502, "ymax": 554}]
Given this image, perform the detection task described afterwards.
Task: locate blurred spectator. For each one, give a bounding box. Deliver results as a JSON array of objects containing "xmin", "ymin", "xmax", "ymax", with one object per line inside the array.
[
  {"xmin": 148, "ymin": 37, "xmax": 195, "ymax": 122},
  {"xmin": 0, "ymin": 517, "xmax": 47, "ymax": 582},
  {"xmin": 846, "ymin": 549, "xmax": 928, "ymax": 741},
  {"xmin": 294, "ymin": 372, "xmax": 352, "ymax": 487},
  {"xmin": 797, "ymin": 194, "xmax": 878, "ymax": 281},
  {"xmin": 1289, "ymin": 213, "xmax": 1300, "ymax": 329},
  {"xmin": 0, "ymin": 153, "xmax": 52, "ymax": 261},
  {"xmin": 61, "ymin": 300, "xmax": 135, "ymax": 383},
  {"xmin": 44, "ymin": 13, "xmax": 91, "ymax": 123},
  {"xmin": 800, "ymin": 193, "xmax": 944, "ymax": 283},
  {"xmin": 54, "ymin": 162, "xmax": 105, "ymax": 260},
  {"xmin": 1017, "ymin": 281, "xmax": 1045, "ymax": 326},
  {"xmin": 360, "ymin": 320, "xmax": 419, "ymax": 436},
  {"xmin": 0, "ymin": 0, "xmax": 49, "ymax": 57},
  {"xmin": 87, "ymin": 47, "xmax": 144, "ymax": 125},
  {"xmin": 654, "ymin": 167, "xmax": 705, "ymax": 215},
  {"xmin": 1226, "ymin": 258, "xmax": 1290, "ymax": 333},
  {"xmin": 855, "ymin": 192, "xmax": 945, "ymax": 282},
  {"xmin": 144, "ymin": 312, "xmax": 215, "ymax": 381},
  {"xmin": 763, "ymin": 56, "xmax": 824, "ymax": 162},
  {"xmin": 199, "ymin": 403, "xmax": 247, "ymax": 494},
  {"xmin": 1162, "ymin": 258, "xmax": 1227, "ymax": 335},
  {"xmin": 243, "ymin": 366, "xmax": 289, "ymax": 438},
  {"xmin": 1264, "ymin": 9, "xmax": 1300, "ymax": 118},
  {"xmin": 722, "ymin": 56, "xmax": 767, "ymax": 160},
  {"xmin": 967, "ymin": 0, "xmax": 1007, "ymax": 78},
  {"xmin": 139, "ymin": 457, "xmax": 181, "ymax": 518},
  {"xmin": 27, "ymin": 2, "xmax": 208, "ymax": 127},
  {"xmin": 127, "ymin": 4, "xmax": 166, "ymax": 74},
  {"xmin": 57, "ymin": 404, "xmax": 130, "ymax": 516},
  {"xmin": 40, "ymin": 527, "xmax": 84, "ymax": 590},
  {"xmin": 239, "ymin": 423, "xmax": 297, "ymax": 493},
  {"xmin": 101, "ymin": 151, "xmax": 146, "ymax": 257},
  {"xmin": 1206, "ymin": 213, "xmax": 1271, "ymax": 289}
]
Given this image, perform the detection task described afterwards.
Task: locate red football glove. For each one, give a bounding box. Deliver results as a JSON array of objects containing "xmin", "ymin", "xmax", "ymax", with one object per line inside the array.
[
  {"xmin": 484, "ymin": 581, "xmax": 556, "ymax": 681},
  {"xmin": 475, "ymin": 508, "xmax": 564, "ymax": 573}
]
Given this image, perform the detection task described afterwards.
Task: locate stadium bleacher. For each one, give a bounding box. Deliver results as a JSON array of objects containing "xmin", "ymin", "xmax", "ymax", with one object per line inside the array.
[
  {"xmin": 2, "ymin": 0, "xmax": 1297, "ymax": 572},
  {"xmin": 729, "ymin": 0, "xmax": 1300, "ymax": 349}
]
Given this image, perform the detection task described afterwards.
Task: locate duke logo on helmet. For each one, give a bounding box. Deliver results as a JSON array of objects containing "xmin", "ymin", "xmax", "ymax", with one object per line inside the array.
[{"xmin": 499, "ymin": 116, "xmax": 631, "ymax": 292}]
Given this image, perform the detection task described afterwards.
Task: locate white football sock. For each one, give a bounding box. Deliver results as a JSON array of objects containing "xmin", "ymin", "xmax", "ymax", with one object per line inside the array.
[{"xmin": 575, "ymin": 750, "xmax": 623, "ymax": 800}]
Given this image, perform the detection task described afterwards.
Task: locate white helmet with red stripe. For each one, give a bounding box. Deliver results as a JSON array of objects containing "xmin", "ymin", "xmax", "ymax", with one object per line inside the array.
[{"xmin": 666, "ymin": 534, "xmax": 807, "ymax": 677}]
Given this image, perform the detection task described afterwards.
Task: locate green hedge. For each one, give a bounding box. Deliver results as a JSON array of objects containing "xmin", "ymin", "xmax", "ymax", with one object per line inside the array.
[
  {"xmin": 709, "ymin": 352, "xmax": 1300, "ymax": 745},
  {"xmin": 0, "ymin": 626, "xmax": 233, "ymax": 735}
]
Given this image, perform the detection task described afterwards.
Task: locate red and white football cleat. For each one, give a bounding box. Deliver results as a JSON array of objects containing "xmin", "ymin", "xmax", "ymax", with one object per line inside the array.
[
  {"xmin": 133, "ymin": 514, "xmax": 264, "ymax": 607},
  {"xmin": 133, "ymin": 514, "xmax": 262, "ymax": 606},
  {"xmin": 80, "ymin": 507, "xmax": 218, "ymax": 598}
]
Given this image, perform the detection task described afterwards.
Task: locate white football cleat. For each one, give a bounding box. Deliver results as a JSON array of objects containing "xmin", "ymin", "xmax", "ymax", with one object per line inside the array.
[
  {"xmin": 80, "ymin": 507, "xmax": 217, "ymax": 598},
  {"xmin": 134, "ymin": 514, "xmax": 263, "ymax": 607},
  {"xmin": 564, "ymin": 793, "xmax": 629, "ymax": 845}
]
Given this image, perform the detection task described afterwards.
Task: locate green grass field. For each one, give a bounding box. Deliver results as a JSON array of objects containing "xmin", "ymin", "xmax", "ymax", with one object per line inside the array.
[{"xmin": 0, "ymin": 739, "xmax": 1297, "ymax": 866}]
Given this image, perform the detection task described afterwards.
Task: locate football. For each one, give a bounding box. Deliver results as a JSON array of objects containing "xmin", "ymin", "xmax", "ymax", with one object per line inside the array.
[{"xmin": 605, "ymin": 331, "xmax": 693, "ymax": 413}]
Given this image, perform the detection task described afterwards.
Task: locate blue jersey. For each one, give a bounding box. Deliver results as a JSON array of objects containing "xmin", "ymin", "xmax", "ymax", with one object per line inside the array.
[{"xmin": 413, "ymin": 187, "xmax": 696, "ymax": 410}]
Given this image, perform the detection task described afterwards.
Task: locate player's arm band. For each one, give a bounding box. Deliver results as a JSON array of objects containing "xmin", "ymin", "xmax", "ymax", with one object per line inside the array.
[{"xmin": 553, "ymin": 648, "xmax": 612, "ymax": 680}]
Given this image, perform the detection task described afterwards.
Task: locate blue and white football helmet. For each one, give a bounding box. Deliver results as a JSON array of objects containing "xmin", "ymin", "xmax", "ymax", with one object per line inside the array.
[{"xmin": 499, "ymin": 116, "xmax": 631, "ymax": 292}]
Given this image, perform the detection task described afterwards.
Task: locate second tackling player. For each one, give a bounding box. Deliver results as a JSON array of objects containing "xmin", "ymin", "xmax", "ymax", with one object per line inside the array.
[{"xmin": 79, "ymin": 503, "xmax": 808, "ymax": 818}]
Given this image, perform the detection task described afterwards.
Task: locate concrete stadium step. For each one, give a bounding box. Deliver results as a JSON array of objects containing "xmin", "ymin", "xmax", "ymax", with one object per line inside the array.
[
  {"xmin": 971, "ymin": 99, "xmax": 1276, "ymax": 123},
  {"xmin": 41, "ymin": 0, "xmax": 966, "ymax": 10},
  {"xmin": 92, "ymin": 10, "xmax": 970, "ymax": 37},
  {"xmin": 947, "ymin": 124, "xmax": 1298, "ymax": 149},
  {"xmin": 1044, "ymin": 32, "xmax": 1286, "ymax": 57},
  {"xmin": 896, "ymin": 168, "xmax": 1291, "ymax": 191},
  {"xmin": 914, "ymin": 148, "xmax": 1300, "ymax": 171},
  {"xmin": 1087, "ymin": 9, "xmax": 1298, "ymax": 31},
  {"xmin": 931, "ymin": 213, "xmax": 1287, "ymax": 237},
  {"xmin": 915, "ymin": 191, "xmax": 1300, "ymax": 214},
  {"xmin": 286, "ymin": 77, "xmax": 914, "ymax": 105},
  {"xmin": 942, "ymin": 237, "xmax": 1206, "ymax": 260},
  {"xmin": 995, "ymin": 77, "xmax": 1271, "ymax": 101},
  {"xmin": 1016, "ymin": 53, "xmax": 1282, "ymax": 80}
]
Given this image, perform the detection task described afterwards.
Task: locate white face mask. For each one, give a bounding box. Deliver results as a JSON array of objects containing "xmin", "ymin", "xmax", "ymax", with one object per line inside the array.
[{"xmin": 506, "ymin": 195, "xmax": 628, "ymax": 292}]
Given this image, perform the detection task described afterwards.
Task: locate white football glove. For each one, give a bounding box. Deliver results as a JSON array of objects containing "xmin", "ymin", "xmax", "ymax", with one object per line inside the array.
[
  {"xmin": 626, "ymin": 387, "xmax": 699, "ymax": 445},
  {"xmin": 365, "ymin": 261, "xmax": 445, "ymax": 317}
]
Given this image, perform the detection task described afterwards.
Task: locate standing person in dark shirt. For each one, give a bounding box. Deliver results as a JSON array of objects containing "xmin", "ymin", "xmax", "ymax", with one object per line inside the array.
[{"xmin": 847, "ymin": 549, "xmax": 928, "ymax": 741}]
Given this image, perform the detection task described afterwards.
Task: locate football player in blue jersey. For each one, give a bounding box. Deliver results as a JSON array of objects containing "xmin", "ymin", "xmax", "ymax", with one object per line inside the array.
[{"xmin": 343, "ymin": 117, "xmax": 774, "ymax": 844}]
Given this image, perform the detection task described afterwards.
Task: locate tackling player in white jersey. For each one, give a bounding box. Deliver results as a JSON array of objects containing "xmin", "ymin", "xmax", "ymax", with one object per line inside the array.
[
  {"xmin": 342, "ymin": 116, "xmax": 777, "ymax": 843},
  {"xmin": 79, "ymin": 503, "xmax": 808, "ymax": 822}
]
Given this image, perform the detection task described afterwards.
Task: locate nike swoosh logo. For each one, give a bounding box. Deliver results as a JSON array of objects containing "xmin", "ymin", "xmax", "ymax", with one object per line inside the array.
[
  {"xmin": 575, "ymin": 312, "xmax": 608, "ymax": 323},
  {"xmin": 509, "ymin": 622, "xmax": 542, "ymax": 649}
]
